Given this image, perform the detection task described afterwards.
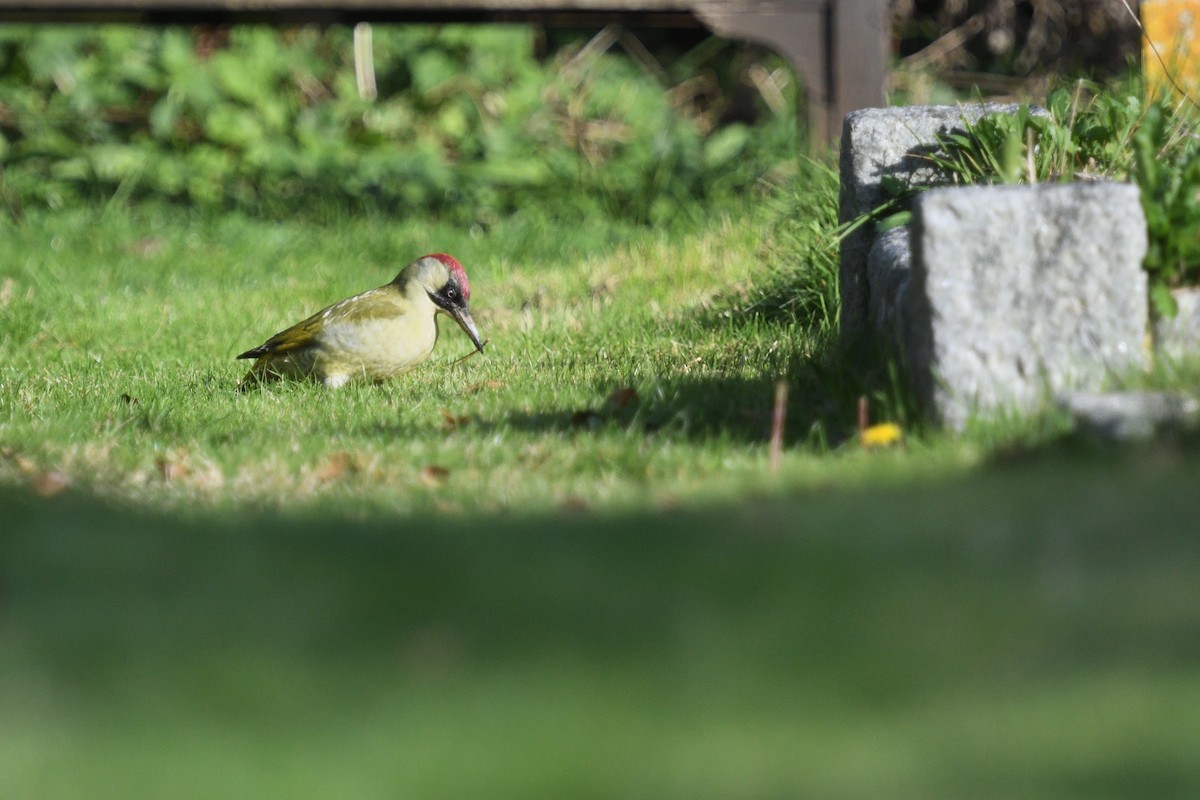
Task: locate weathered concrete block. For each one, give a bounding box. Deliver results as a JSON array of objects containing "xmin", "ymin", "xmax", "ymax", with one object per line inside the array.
[
  {"xmin": 1153, "ymin": 287, "xmax": 1200, "ymax": 363},
  {"xmin": 1058, "ymin": 390, "xmax": 1200, "ymax": 442},
  {"xmin": 839, "ymin": 104, "xmax": 1041, "ymax": 340},
  {"xmin": 865, "ymin": 225, "xmax": 912, "ymax": 345},
  {"xmin": 905, "ymin": 182, "xmax": 1150, "ymax": 430}
]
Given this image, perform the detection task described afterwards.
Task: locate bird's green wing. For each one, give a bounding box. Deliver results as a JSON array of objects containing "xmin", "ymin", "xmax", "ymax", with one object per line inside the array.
[
  {"xmin": 237, "ymin": 287, "xmax": 406, "ymax": 360},
  {"xmin": 237, "ymin": 307, "xmax": 328, "ymax": 360},
  {"xmin": 262, "ymin": 314, "xmax": 324, "ymax": 353},
  {"xmin": 325, "ymin": 286, "xmax": 409, "ymax": 325}
]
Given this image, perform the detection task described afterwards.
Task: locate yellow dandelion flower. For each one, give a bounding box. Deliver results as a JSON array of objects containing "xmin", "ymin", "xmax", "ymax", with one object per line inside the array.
[{"xmin": 861, "ymin": 423, "xmax": 903, "ymax": 448}]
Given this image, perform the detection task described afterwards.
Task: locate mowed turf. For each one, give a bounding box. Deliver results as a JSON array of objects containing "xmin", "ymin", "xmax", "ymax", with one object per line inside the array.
[
  {"xmin": 3, "ymin": 184, "xmax": 1200, "ymax": 797},
  {"xmin": 0, "ymin": 175, "xmax": 923, "ymax": 516}
]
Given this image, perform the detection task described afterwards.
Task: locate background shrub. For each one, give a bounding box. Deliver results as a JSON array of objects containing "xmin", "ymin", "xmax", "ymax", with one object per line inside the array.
[{"xmin": 0, "ymin": 25, "xmax": 798, "ymax": 221}]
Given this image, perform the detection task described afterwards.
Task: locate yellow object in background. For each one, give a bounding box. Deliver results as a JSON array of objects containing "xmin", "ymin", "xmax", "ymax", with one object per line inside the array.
[
  {"xmin": 861, "ymin": 423, "xmax": 903, "ymax": 449},
  {"xmin": 1142, "ymin": 0, "xmax": 1200, "ymax": 97}
]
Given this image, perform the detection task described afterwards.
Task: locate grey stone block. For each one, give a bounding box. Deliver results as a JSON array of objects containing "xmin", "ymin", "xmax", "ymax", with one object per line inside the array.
[
  {"xmin": 865, "ymin": 225, "xmax": 912, "ymax": 345},
  {"xmin": 839, "ymin": 104, "xmax": 1043, "ymax": 340},
  {"xmin": 1153, "ymin": 287, "xmax": 1200, "ymax": 363},
  {"xmin": 905, "ymin": 182, "xmax": 1150, "ymax": 430},
  {"xmin": 1058, "ymin": 391, "xmax": 1200, "ymax": 442}
]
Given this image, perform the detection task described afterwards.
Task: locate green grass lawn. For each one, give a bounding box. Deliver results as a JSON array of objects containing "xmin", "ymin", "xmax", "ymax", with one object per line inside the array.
[
  {"xmin": 3, "ymin": 176, "xmax": 1200, "ymax": 797},
  {"xmin": 0, "ymin": 167, "xmax": 948, "ymax": 515}
]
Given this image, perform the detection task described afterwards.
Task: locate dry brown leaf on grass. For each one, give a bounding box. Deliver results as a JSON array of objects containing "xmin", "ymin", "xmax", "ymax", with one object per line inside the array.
[
  {"xmin": 568, "ymin": 387, "xmax": 639, "ymax": 430},
  {"xmin": 420, "ymin": 465, "xmax": 451, "ymax": 487},
  {"xmin": 466, "ymin": 379, "xmax": 506, "ymax": 394},
  {"xmin": 2, "ymin": 449, "xmax": 72, "ymax": 499},
  {"xmin": 315, "ymin": 451, "xmax": 359, "ymax": 483},
  {"xmin": 606, "ymin": 387, "xmax": 638, "ymax": 410},
  {"xmin": 2, "ymin": 447, "xmax": 38, "ymax": 477},
  {"xmin": 31, "ymin": 471, "xmax": 71, "ymax": 498},
  {"xmin": 561, "ymin": 495, "xmax": 589, "ymax": 512},
  {"xmin": 156, "ymin": 455, "xmax": 190, "ymax": 482},
  {"xmin": 440, "ymin": 410, "xmax": 472, "ymax": 432}
]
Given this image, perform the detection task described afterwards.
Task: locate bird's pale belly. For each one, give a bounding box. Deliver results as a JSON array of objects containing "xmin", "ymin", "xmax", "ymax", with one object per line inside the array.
[{"xmin": 313, "ymin": 317, "xmax": 438, "ymax": 386}]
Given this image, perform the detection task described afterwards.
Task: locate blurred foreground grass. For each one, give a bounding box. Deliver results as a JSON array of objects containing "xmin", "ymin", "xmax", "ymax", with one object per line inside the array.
[{"xmin": 3, "ymin": 445, "xmax": 1200, "ymax": 798}]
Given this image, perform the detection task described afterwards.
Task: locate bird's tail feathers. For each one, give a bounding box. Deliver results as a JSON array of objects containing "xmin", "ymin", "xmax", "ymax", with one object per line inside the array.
[
  {"xmin": 235, "ymin": 357, "xmax": 280, "ymax": 392},
  {"xmin": 236, "ymin": 344, "xmax": 271, "ymax": 360}
]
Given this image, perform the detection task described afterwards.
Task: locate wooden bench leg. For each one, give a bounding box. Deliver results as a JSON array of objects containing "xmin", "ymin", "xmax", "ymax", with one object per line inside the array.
[
  {"xmin": 696, "ymin": 1, "xmax": 887, "ymax": 149},
  {"xmin": 832, "ymin": 0, "xmax": 888, "ymax": 137}
]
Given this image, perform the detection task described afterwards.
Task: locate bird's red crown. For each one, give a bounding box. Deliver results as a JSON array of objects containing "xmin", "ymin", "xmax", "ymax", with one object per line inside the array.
[{"xmin": 428, "ymin": 253, "xmax": 470, "ymax": 303}]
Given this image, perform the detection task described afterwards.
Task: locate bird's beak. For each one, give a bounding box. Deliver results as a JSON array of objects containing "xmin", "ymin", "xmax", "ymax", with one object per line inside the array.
[{"xmin": 451, "ymin": 306, "xmax": 485, "ymax": 353}]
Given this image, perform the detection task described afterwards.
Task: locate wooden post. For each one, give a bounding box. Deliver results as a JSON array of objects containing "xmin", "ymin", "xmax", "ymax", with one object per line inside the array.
[
  {"xmin": 697, "ymin": 0, "xmax": 887, "ymax": 149},
  {"xmin": 833, "ymin": 0, "xmax": 888, "ymax": 138}
]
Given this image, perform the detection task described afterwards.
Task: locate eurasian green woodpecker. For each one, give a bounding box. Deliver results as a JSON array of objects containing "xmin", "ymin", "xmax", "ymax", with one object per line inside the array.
[{"xmin": 237, "ymin": 253, "xmax": 483, "ymax": 388}]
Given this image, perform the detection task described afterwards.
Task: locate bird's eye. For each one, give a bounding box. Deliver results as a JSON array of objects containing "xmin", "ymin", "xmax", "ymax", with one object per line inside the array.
[{"xmin": 445, "ymin": 287, "xmax": 459, "ymax": 301}]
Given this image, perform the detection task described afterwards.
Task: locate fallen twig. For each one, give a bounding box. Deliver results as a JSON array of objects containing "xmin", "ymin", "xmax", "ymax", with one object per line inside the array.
[
  {"xmin": 450, "ymin": 340, "xmax": 489, "ymax": 367},
  {"xmin": 769, "ymin": 380, "xmax": 788, "ymax": 472}
]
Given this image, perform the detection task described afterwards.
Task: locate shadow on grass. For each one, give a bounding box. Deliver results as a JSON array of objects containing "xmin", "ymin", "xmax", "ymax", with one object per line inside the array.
[
  {"xmin": 482, "ymin": 185, "xmax": 904, "ymax": 449},
  {"xmin": 486, "ymin": 319, "xmax": 903, "ymax": 451},
  {"xmin": 5, "ymin": 448, "xmax": 1200, "ymax": 674},
  {"xmin": 485, "ymin": 363, "xmax": 886, "ymax": 449},
  {"xmin": 3, "ymin": 448, "xmax": 1200, "ymax": 797}
]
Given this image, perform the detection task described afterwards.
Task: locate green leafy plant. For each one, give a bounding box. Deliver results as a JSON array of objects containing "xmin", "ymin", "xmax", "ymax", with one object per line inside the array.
[
  {"xmin": 929, "ymin": 104, "xmax": 1046, "ymax": 185},
  {"xmin": 872, "ymin": 78, "xmax": 1200, "ymax": 318},
  {"xmin": 0, "ymin": 25, "xmax": 796, "ymax": 222},
  {"xmin": 1132, "ymin": 101, "xmax": 1200, "ymax": 316}
]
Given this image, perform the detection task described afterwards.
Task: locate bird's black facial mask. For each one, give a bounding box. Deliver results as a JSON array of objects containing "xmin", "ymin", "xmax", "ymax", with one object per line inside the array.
[
  {"xmin": 429, "ymin": 282, "xmax": 466, "ymax": 314},
  {"xmin": 429, "ymin": 283, "xmax": 484, "ymax": 353}
]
